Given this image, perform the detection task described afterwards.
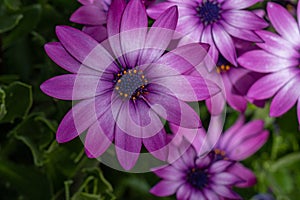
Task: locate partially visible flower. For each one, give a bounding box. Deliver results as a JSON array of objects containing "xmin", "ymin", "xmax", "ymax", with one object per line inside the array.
[
  {"xmin": 41, "ymin": 0, "xmax": 217, "ymax": 170},
  {"xmin": 169, "ymin": 115, "xmax": 269, "ymax": 188},
  {"xmin": 70, "ymin": 0, "xmax": 156, "ymax": 42},
  {"xmin": 150, "ymin": 143, "xmax": 243, "ymax": 199},
  {"xmin": 251, "ymin": 193, "xmax": 275, "ymax": 200},
  {"xmin": 238, "ymin": 1, "xmax": 300, "ymax": 127},
  {"xmin": 147, "ymin": 0, "xmax": 268, "ymax": 66}
]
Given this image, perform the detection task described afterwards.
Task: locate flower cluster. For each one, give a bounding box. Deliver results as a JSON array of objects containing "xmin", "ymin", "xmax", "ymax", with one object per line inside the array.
[{"xmin": 40, "ymin": 0, "xmax": 300, "ymax": 199}]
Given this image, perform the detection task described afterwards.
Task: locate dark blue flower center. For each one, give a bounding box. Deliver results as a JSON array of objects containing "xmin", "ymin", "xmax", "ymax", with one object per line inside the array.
[
  {"xmin": 197, "ymin": 0, "xmax": 221, "ymax": 25},
  {"xmin": 212, "ymin": 149, "xmax": 227, "ymax": 161},
  {"xmin": 216, "ymin": 56, "xmax": 231, "ymax": 73},
  {"xmin": 187, "ymin": 168, "xmax": 209, "ymax": 190},
  {"xmin": 114, "ymin": 69, "xmax": 148, "ymax": 100}
]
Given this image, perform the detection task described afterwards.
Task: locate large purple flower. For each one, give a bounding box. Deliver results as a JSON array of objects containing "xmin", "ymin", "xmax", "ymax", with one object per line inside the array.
[
  {"xmin": 169, "ymin": 115, "xmax": 269, "ymax": 187},
  {"xmin": 41, "ymin": 0, "xmax": 218, "ymax": 170},
  {"xmin": 71, "ymin": 0, "xmax": 155, "ymax": 42},
  {"xmin": 150, "ymin": 143, "xmax": 243, "ymax": 199},
  {"xmin": 147, "ymin": 0, "xmax": 268, "ymax": 66},
  {"xmin": 238, "ymin": 1, "xmax": 300, "ymax": 127}
]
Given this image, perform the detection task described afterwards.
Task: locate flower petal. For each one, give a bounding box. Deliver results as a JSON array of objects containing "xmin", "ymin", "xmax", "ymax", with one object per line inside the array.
[
  {"xmin": 209, "ymin": 160, "xmax": 234, "ymax": 174},
  {"xmin": 145, "ymin": 84, "xmax": 201, "ymax": 128},
  {"xmin": 107, "ymin": 0, "xmax": 126, "ymax": 37},
  {"xmin": 84, "ymin": 121, "xmax": 113, "ymax": 158},
  {"xmin": 201, "ymin": 26, "xmax": 219, "ymax": 69},
  {"xmin": 222, "ymin": 0, "xmax": 262, "ymax": 10},
  {"xmin": 82, "ymin": 25, "xmax": 108, "ymax": 42},
  {"xmin": 120, "ymin": 0, "xmax": 148, "ymax": 67},
  {"xmin": 267, "ymin": 2, "xmax": 300, "ymax": 46},
  {"xmin": 40, "ymin": 74, "xmax": 113, "ymax": 100},
  {"xmin": 143, "ymin": 129, "xmax": 168, "ymax": 160},
  {"xmin": 150, "ymin": 180, "xmax": 183, "ymax": 197},
  {"xmin": 238, "ymin": 50, "xmax": 298, "ymax": 73},
  {"xmin": 189, "ymin": 188, "xmax": 206, "ymax": 200},
  {"xmin": 227, "ymin": 163, "xmax": 257, "ymax": 187},
  {"xmin": 255, "ymin": 30, "xmax": 299, "ymax": 59},
  {"xmin": 140, "ymin": 6, "xmax": 178, "ymax": 64},
  {"xmin": 247, "ymin": 68, "xmax": 300, "ymax": 100},
  {"xmin": 270, "ymin": 76, "xmax": 300, "ymax": 117},
  {"xmin": 210, "ymin": 184, "xmax": 241, "ymax": 199},
  {"xmin": 70, "ymin": 5, "xmax": 106, "ymax": 25},
  {"xmin": 176, "ymin": 184, "xmax": 192, "ymax": 200},
  {"xmin": 203, "ymin": 189, "xmax": 220, "ymax": 200},
  {"xmin": 152, "ymin": 165, "xmax": 185, "ymax": 180},
  {"xmin": 44, "ymin": 42, "xmax": 95, "ymax": 74},
  {"xmin": 211, "ymin": 172, "xmax": 242, "ymax": 185},
  {"xmin": 223, "ymin": 10, "xmax": 268, "ymax": 30},
  {"xmin": 147, "ymin": 2, "xmax": 174, "ymax": 19},
  {"xmin": 212, "ymin": 23, "xmax": 237, "ymax": 66}
]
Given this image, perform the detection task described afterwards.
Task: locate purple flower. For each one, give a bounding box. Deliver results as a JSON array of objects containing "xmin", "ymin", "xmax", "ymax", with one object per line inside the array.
[
  {"xmin": 147, "ymin": 0, "xmax": 268, "ymax": 66},
  {"xmin": 71, "ymin": 0, "xmax": 155, "ymax": 42},
  {"xmin": 169, "ymin": 115, "xmax": 269, "ymax": 188},
  {"xmin": 150, "ymin": 143, "xmax": 243, "ymax": 199},
  {"xmin": 41, "ymin": 0, "xmax": 218, "ymax": 170},
  {"xmin": 238, "ymin": 2, "xmax": 300, "ymax": 127}
]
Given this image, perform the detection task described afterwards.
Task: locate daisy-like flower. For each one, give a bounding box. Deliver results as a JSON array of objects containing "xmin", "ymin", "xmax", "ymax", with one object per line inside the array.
[
  {"xmin": 150, "ymin": 143, "xmax": 244, "ymax": 199},
  {"xmin": 70, "ymin": 0, "xmax": 155, "ymax": 42},
  {"xmin": 147, "ymin": 0, "xmax": 268, "ymax": 66},
  {"xmin": 238, "ymin": 1, "xmax": 300, "ymax": 127},
  {"xmin": 41, "ymin": 0, "xmax": 218, "ymax": 170},
  {"xmin": 169, "ymin": 115, "xmax": 269, "ymax": 189}
]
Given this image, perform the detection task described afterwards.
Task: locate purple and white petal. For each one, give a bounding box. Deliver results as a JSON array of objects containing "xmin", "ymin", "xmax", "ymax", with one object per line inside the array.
[
  {"xmin": 227, "ymin": 163, "xmax": 257, "ymax": 187},
  {"xmin": 70, "ymin": 5, "xmax": 106, "ymax": 25},
  {"xmin": 150, "ymin": 180, "xmax": 183, "ymax": 197}
]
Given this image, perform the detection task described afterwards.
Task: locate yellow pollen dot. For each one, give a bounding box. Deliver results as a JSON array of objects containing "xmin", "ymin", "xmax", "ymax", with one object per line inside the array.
[
  {"xmin": 123, "ymin": 70, "xmax": 127, "ymax": 74},
  {"xmin": 214, "ymin": 149, "xmax": 220, "ymax": 154},
  {"xmin": 124, "ymin": 93, "xmax": 128, "ymax": 98},
  {"xmin": 133, "ymin": 69, "xmax": 137, "ymax": 73},
  {"xmin": 220, "ymin": 150, "xmax": 226, "ymax": 156},
  {"xmin": 118, "ymin": 79, "xmax": 121, "ymax": 83},
  {"xmin": 132, "ymin": 97, "xmax": 136, "ymax": 100},
  {"xmin": 216, "ymin": 68, "xmax": 221, "ymax": 73},
  {"xmin": 225, "ymin": 65, "xmax": 230, "ymax": 71},
  {"xmin": 115, "ymin": 86, "xmax": 119, "ymax": 90},
  {"xmin": 221, "ymin": 65, "xmax": 225, "ymax": 70},
  {"xmin": 119, "ymin": 92, "xmax": 123, "ymax": 96},
  {"xmin": 141, "ymin": 75, "xmax": 145, "ymax": 79}
]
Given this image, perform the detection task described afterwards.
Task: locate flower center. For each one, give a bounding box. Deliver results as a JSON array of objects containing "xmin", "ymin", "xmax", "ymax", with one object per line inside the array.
[
  {"xmin": 197, "ymin": 0, "xmax": 221, "ymax": 25},
  {"xmin": 187, "ymin": 168, "xmax": 209, "ymax": 190},
  {"xmin": 114, "ymin": 69, "xmax": 148, "ymax": 100},
  {"xmin": 216, "ymin": 56, "xmax": 231, "ymax": 73}
]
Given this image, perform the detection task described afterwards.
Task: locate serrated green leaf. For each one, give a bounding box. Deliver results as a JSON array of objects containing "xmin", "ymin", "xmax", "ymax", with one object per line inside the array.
[
  {"xmin": 1, "ymin": 82, "xmax": 32, "ymax": 123},
  {"xmin": 0, "ymin": 14, "xmax": 23, "ymax": 33},
  {"xmin": 3, "ymin": 4, "xmax": 41, "ymax": 48},
  {"xmin": 0, "ymin": 87, "xmax": 7, "ymax": 120},
  {"xmin": 4, "ymin": 0, "xmax": 22, "ymax": 10}
]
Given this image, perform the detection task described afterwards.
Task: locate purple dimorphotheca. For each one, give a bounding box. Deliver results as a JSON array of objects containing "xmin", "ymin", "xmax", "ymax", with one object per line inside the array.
[
  {"xmin": 151, "ymin": 116, "xmax": 269, "ymax": 199},
  {"xmin": 147, "ymin": 0, "xmax": 268, "ymax": 66},
  {"xmin": 238, "ymin": 1, "xmax": 300, "ymax": 127},
  {"xmin": 70, "ymin": 0, "xmax": 155, "ymax": 42},
  {"xmin": 41, "ymin": 0, "xmax": 218, "ymax": 170}
]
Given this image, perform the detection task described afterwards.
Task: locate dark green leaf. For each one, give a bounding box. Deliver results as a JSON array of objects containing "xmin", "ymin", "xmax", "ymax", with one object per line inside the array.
[{"xmin": 0, "ymin": 14, "xmax": 23, "ymax": 33}]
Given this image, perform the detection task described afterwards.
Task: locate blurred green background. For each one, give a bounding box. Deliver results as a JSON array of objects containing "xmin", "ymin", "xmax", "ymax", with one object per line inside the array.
[{"xmin": 0, "ymin": 0, "xmax": 300, "ymax": 199}]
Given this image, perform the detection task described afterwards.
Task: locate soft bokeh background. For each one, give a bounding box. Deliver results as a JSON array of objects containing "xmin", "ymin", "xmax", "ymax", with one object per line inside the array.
[{"xmin": 0, "ymin": 0, "xmax": 299, "ymax": 199}]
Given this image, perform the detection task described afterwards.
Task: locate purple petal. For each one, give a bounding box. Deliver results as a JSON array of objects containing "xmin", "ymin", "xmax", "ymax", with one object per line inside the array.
[
  {"xmin": 205, "ymin": 92, "xmax": 226, "ymax": 115},
  {"xmin": 41, "ymin": 74, "xmax": 112, "ymax": 100},
  {"xmin": 270, "ymin": 76, "xmax": 300, "ymax": 117},
  {"xmin": 82, "ymin": 25, "xmax": 108, "ymax": 43},
  {"xmin": 152, "ymin": 165, "xmax": 185, "ymax": 180},
  {"xmin": 139, "ymin": 6, "xmax": 178, "ymax": 64},
  {"xmin": 203, "ymin": 189, "xmax": 220, "ymax": 200},
  {"xmin": 222, "ymin": 0, "xmax": 263, "ymax": 10},
  {"xmin": 143, "ymin": 130, "xmax": 168, "ymax": 160},
  {"xmin": 201, "ymin": 26, "xmax": 219, "ymax": 68},
  {"xmin": 177, "ymin": 24, "xmax": 204, "ymax": 46},
  {"xmin": 145, "ymin": 84, "xmax": 201, "ymax": 128},
  {"xmin": 115, "ymin": 127, "xmax": 142, "ymax": 170},
  {"xmin": 156, "ymin": 43, "xmax": 210, "ymax": 74},
  {"xmin": 255, "ymin": 30, "xmax": 299, "ymax": 59},
  {"xmin": 152, "ymin": 75, "xmax": 220, "ymax": 102},
  {"xmin": 70, "ymin": 5, "xmax": 106, "ymax": 25},
  {"xmin": 221, "ymin": 21, "xmax": 262, "ymax": 42},
  {"xmin": 150, "ymin": 180, "xmax": 183, "ymax": 197},
  {"xmin": 210, "ymin": 184, "xmax": 241, "ymax": 199},
  {"xmin": 227, "ymin": 163, "xmax": 257, "ymax": 187},
  {"xmin": 189, "ymin": 188, "xmax": 205, "ymax": 200},
  {"xmin": 211, "ymin": 172, "xmax": 242, "ymax": 185},
  {"xmin": 176, "ymin": 184, "xmax": 192, "ymax": 200},
  {"xmin": 120, "ymin": 0, "xmax": 148, "ymax": 67},
  {"xmin": 44, "ymin": 42, "xmax": 95, "ymax": 74},
  {"xmin": 85, "ymin": 121, "xmax": 113, "ymax": 158},
  {"xmin": 229, "ymin": 130, "xmax": 269, "ymax": 160},
  {"xmin": 107, "ymin": 0, "xmax": 126, "ymax": 37},
  {"xmin": 298, "ymin": 1, "xmax": 300, "ymax": 29},
  {"xmin": 238, "ymin": 50, "xmax": 298, "ymax": 73},
  {"xmin": 223, "ymin": 10, "xmax": 268, "ymax": 30},
  {"xmin": 209, "ymin": 160, "xmax": 234, "ymax": 174},
  {"xmin": 55, "ymin": 99, "xmax": 98, "ymax": 143},
  {"xmin": 212, "ymin": 23, "xmax": 237, "ymax": 66},
  {"xmin": 247, "ymin": 68, "xmax": 300, "ymax": 100},
  {"xmin": 298, "ymin": 98, "xmax": 300, "ymax": 126},
  {"xmin": 147, "ymin": 2, "xmax": 174, "ymax": 19},
  {"xmin": 267, "ymin": 2, "xmax": 300, "ymax": 46}
]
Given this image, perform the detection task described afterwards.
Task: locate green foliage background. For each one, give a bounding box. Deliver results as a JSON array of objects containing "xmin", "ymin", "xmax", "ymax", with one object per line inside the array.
[{"xmin": 0, "ymin": 0, "xmax": 300, "ymax": 199}]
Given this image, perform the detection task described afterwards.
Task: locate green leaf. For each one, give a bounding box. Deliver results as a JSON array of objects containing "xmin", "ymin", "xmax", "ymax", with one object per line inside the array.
[
  {"xmin": 1, "ymin": 82, "xmax": 32, "ymax": 123},
  {"xmin": 0, "ymin": 87, "xmax": 7, "ymax": 120},
  {"xmin": 4, "ymin": 0, "xmax": 22, "ymax": 10},
  {"xmin": 3, "ymin": 4, "xmax": 41, "ymax": 48},
  {"xmin": 0, "ymin": 14, "xmax": 23, "ymax": 33},
  {"xmin": 271, "ymin": 153, "xmax": 300, "ymax": 172}
]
